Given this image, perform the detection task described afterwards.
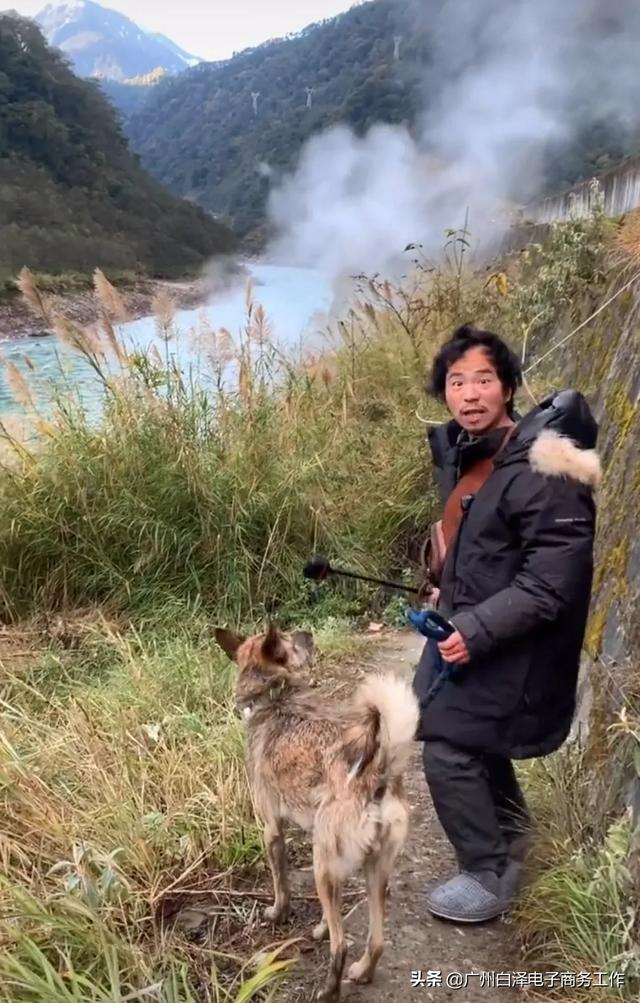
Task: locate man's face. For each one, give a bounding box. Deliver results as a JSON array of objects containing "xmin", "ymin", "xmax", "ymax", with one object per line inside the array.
[{"xmin": 444, "ymin": 346, "xmax": 511, "ymax": 434}]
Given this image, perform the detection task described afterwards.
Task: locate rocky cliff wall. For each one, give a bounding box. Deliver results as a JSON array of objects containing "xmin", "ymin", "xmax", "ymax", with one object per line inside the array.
[{"xmin": 527, "ymin": 274, "xmax": 640, "ymax": 809}]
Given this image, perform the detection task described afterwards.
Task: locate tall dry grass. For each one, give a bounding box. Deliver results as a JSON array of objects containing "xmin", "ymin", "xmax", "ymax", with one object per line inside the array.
[
  {"xmin": 0, "ymin": 615, "xmax": 312, "ymax": 1001},
  {"xmin": 0, "ymin": 266, "xmax": 474, "ymax": 624},
  {"xmin": 0, "ymin": 600, "xmax": 379, "ymax": 1000},
  {"xmin": 513, "ymin": 705, "xmax": 640, "ymax": 1001}
]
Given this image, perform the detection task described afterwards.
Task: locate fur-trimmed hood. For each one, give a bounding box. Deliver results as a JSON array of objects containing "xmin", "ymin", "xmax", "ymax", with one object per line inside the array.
[
  {"xmin": 529, "ymin": 429, "xmax": 602, "ymax": 490},
  {"xmin": 498, "ymin": 389, "xmax": 601, "ymax": 491},
  {"xmin": 427, "ymin": 388, "xmax": 601, "ymax": 502}
]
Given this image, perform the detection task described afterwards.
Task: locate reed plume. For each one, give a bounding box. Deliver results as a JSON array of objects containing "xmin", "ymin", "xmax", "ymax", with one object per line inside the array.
[
  {"xmin": 4, "ymin": 361, "xmax": 36, "ymax": 410},
  {"xmin": 152, "ymin": 288, "xmax": 176, "ymax": 340},
  {"xmin": 16, "ymin": 267, "xmax": 52, "ymax": 325},
  {"xmin": 613, "ymin": 208, "xmax": 640, "ymax": 269},
  {"xmin": 93, "ymin": 269, "xmax": 129, "ymax": 323}
]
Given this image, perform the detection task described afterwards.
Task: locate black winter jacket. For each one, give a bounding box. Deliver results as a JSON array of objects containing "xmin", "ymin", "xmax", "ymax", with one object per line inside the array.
[{"xmin": 413, "ymin": 390, "xmax": 600, "ymax": 759}]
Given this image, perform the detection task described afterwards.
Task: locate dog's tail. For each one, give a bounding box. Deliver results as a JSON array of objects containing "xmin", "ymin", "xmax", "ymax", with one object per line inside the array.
[{"xmin": 342, "ymin": 672, "xmax": 419, "ymax": 784}]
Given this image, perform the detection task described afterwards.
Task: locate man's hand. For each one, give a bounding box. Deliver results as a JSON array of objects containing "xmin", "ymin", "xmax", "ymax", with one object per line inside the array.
[{"xmin": 437, "ymin": 630, "xmax": 471, "ymax": 665}]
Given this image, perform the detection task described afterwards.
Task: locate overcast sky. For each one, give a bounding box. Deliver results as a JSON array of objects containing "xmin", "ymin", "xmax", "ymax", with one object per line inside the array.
[{"xmin": 11, "ymin": 0, "xmax": 360, "ymax": 60}]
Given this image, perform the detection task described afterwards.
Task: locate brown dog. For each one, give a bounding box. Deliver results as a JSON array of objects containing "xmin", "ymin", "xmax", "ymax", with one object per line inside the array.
[{"xmin": 214, "ymin": 624, "xmax": 419, "ymax": 1002}]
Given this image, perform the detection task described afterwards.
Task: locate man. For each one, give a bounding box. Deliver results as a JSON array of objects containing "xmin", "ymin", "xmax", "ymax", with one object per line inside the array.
[{"xmin": 413, "ymin": 324, "xmax": 600, "ymax": 923}]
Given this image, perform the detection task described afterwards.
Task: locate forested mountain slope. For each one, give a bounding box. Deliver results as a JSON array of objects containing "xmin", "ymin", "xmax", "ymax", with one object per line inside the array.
[{"xmin": 0, "ymin": 13, "xmax": 234, "ymax": 286}]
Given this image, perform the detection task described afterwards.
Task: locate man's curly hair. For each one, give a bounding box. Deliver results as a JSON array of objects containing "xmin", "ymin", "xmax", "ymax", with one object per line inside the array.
[{"xmin": 429, "ymin": 324, "xmax": 523, "ymax": 416}]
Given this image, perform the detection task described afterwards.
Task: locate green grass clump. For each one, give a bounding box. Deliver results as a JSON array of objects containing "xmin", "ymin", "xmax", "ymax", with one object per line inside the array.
[{"xmin": 515, "ymin": 724, "xmax": 640, "ymax": 1001}]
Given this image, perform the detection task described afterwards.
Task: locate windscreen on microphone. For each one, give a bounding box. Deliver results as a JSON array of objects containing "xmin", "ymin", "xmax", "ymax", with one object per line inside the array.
[{"xmin": 302, "ymin": 555, "xmax": 332, "ymax": 580}]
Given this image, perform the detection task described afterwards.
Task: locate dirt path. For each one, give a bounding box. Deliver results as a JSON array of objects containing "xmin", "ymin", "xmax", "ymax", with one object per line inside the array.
[{"xmin": 279, "ymin": 630, "xmax": 521, "ymax": 1002}]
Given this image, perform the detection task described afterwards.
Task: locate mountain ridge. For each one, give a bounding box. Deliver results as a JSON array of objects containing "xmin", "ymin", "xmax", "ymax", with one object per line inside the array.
[
  {"xmin": 35, "ymin": 1, "xmax": 200, "ymax": 80},
  {"xmin": 120, "ymin": 0, "xmax": 640, "ymax": 249}
]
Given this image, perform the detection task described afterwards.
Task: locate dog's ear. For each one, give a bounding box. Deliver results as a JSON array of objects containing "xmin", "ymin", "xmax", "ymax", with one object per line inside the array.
[
  {"xmin": 261, "ymin": 623, "xmax": 288, "ymax": 665},
  {"xmin": 214, "ymin": 627, "xmax": 245, "ymax": 661},
  {"xmin": 291, "ymin": 630, "xmax": 314, "ymax": 666}
]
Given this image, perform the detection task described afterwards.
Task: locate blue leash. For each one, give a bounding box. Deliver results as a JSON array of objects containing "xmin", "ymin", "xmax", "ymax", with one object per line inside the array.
[{"xmin": 406, "ymin": 608, "xmax": 462, "ymax": 708}]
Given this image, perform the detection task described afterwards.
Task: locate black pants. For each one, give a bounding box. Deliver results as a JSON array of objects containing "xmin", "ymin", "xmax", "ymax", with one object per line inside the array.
[{"xmin": 422, "ymin": 740, "xmax": 530, "ymax": 876}]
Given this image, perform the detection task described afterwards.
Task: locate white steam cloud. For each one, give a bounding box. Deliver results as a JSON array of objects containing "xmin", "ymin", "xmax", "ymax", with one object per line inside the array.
[
  {"xmin": 257, "ymin": 161, "xmax": 274, "ymax": 179},
  {"xmin": 267, "ymin": 123, "xmax": 443, "ymax": 278},
  {"xmin": 265, "ymin": 0, "xmax": 640, "ymax": 281}
]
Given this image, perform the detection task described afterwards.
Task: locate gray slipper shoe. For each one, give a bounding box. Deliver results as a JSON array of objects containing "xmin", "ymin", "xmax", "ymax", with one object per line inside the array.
[
  {"xmin": 427, "ymin": 860, "xmax": 526, "ymax": 923},
  {"xmin": 427, "ymin": 871, "xmax": 505, "ymax": 923}
]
